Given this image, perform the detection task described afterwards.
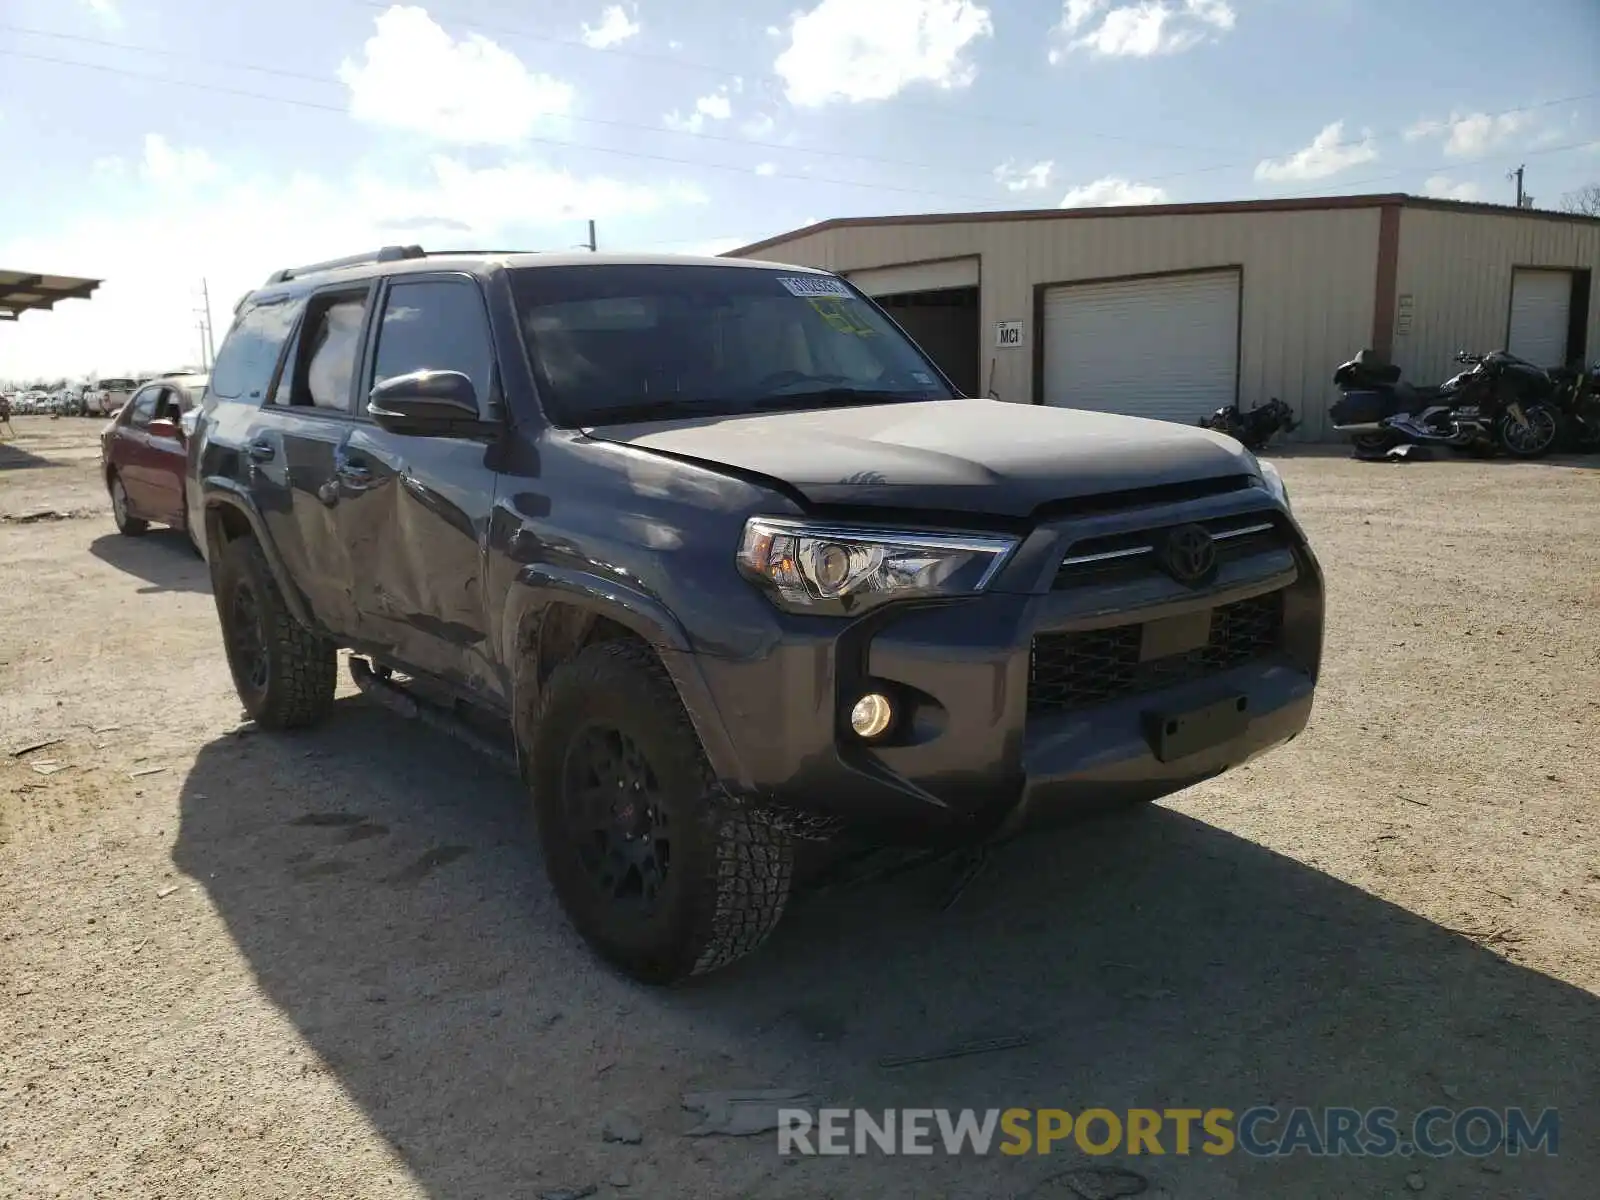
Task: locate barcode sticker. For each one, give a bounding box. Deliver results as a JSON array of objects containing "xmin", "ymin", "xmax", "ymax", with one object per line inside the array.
[{"xmin": 777, "ymin": 275, "xmax": 854, "ymax": 298}]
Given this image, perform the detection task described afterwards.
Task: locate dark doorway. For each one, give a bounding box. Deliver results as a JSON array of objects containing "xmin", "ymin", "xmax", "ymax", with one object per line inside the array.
[{"xmin": 874, "ymin": 286, "xmax": 981, "ymax": 396}]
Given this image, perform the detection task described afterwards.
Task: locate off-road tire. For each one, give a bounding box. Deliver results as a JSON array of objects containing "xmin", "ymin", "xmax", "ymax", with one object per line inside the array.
[
  {"xmin": 108, "ymin": 471, "xmax": 148, "ymax": 536},
  {"xmin": 214, "ymin": 535, "xmax": 336, "ymax": 730},
  {"xmin": 529, "ymin": 639, "xmax": 794, "ymax": 984}
]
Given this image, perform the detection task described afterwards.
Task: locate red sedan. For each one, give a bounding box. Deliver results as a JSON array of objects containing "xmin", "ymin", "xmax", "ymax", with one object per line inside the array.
[{"xmin": 100, "ymin": 373, "xmax": 208, "ymax": 550}]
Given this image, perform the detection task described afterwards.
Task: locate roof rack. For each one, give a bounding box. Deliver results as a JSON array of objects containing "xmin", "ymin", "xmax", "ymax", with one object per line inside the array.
[{"xmin": 264, "ymin": 245, "xmax": 425, "ymax": 286}]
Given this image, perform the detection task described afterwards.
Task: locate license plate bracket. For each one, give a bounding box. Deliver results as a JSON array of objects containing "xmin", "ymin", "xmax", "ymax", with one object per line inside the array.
[{"xmin": 1146, "ymin": 692, "xmax": 1249, "ymax": 763}]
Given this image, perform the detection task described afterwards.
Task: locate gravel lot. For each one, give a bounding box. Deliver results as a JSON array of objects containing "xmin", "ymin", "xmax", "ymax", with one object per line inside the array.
[{"xmin": 3, "ymin": 414, "xmax": 1597, "ymax": 1200}]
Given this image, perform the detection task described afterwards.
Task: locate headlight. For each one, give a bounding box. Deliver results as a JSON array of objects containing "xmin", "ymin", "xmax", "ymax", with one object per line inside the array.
[
  {"xmin": 736, "ymin": 517, "xmax": 1019, "ymax": 614},
  {"xmin": 1255, "ymin": 459, "xmax": 1290, "ymax": 510}
]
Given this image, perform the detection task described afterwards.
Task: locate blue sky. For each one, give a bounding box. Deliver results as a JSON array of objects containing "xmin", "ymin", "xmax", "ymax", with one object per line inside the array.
[{"xmin": 2, "ymin": 0, "xmax": 1597, "ymax": 378}]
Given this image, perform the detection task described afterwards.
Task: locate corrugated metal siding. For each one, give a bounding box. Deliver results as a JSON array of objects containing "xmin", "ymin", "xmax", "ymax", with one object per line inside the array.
[
  {"xmin": 1393, "ymin": 208, "xmax": 1600, "ymax": 383},
  {"xmin": 733, "ymin": 208, "xmax": 1382, "ymax": 440}
]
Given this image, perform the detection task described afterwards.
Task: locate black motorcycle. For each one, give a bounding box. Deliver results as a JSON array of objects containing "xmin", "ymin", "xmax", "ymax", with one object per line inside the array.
[
  {"xmin": 1330, "ymin": 348, "xmax": 1562, "ymax": 459},
  {"xmin": 1198, "ymin": 396, "xmax": 1298, "ymax": 452},
  {"xmin": 1548, "ymin": 361, "xmax": 1600, "ymax": 452}
]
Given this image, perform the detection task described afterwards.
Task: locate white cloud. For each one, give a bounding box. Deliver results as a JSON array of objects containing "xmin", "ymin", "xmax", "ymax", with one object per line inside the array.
[
  {"xmin": 1405, "ymin": 110, "xmax": 1531, "ymax": 158},
  {"xmin": 0, "ymin": 134, "xmax": 706, "ymax": 380},
  {"xmin": 775, "ymin": 0, "xmax": 994, "ymax": 107},
  {"xmin": 754, "ymin": 162, "xmax": 778, "ymax": 176},
  {"xmin": 664, "ymin": 88, "xmax": 734, "ymax": 134},
  {"xmin": 339, "ymin": 5, "xmax": 573, "ymax": 146},
  {"xmin": 1059, "ymin": 176, "xmax": 1168, "ymax": 207},
  {"xmin": 994, "ymin": 159, "xmax": 1054, "ymax": 192},
  {"xmin": 580, "ymin": 5, "xmax": 640, "ymax": 48},
  {"xmin": 1051, "ymin": 0, "xmax": 1234, "ymax": 61},
  {"xmin": 1423, "ymin": 175, "xmax": 1485, "ymax": 202},
  {"xmin": 1254, "ymin": 121, "xmax": 1378, "ymax": 182},
  {"xmin": 80, "ymin": 0, "xmax": 121, "ymax": 27},
  {"xmin": 742, "ymin": 113, "xmax": 777, "ymax": 138}
]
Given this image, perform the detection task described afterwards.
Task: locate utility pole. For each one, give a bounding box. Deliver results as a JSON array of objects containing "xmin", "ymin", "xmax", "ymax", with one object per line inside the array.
[
  {"xmin": 1508, "ymin": 164, "xmax": 1526, "ymax": 209},
  {"xmin": 201, "ymin": 278, "xmax": 216, "ymax": 364},
  {"xmin": 192, "ymin": 278, "xmax": 217, "ymax": 372},
  {"xmin": 586, "ymin": 219, "xmax": 597, "ymax": 252}
]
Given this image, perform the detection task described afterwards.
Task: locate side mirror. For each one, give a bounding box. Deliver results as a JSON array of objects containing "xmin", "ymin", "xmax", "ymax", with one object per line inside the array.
[
  {"xmin": 367, "ymin": 370, "xmax": 490, "ymax": 437},
  {"xmin": 147, "ymin": 417, "xmax": 181, "ymax": 440}
]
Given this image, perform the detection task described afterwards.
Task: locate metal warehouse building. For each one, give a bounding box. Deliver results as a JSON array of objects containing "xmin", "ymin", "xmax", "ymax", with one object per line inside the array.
[{"xmin": 725, "ymin": 194, "xmax": 1600, "ymax": 440}]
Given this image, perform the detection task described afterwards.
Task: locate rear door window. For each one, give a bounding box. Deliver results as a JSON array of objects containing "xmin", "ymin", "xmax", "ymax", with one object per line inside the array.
[
  {"xmin": 210, "ymin": 297, "xmax": 305, "ymax": 402},
  {"xmin": 274, "ymin": 289, "xmax": 371, "ymax": 412}
]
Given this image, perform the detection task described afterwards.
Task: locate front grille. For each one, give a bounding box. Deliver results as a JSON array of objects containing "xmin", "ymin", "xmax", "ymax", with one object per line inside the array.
[
  {"xmin": 1029, "ymin": 591, "xmax": 1284, "ymax": 715},
  {"xmin": 1054, "ymin": 512, "xmax": 1286, "ymax": 590}
]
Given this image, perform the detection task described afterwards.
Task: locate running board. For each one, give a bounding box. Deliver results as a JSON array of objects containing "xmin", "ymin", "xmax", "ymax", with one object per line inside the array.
[{"xmin": 348, "ymin": 656, "xmax": 518, "ymax": 773}]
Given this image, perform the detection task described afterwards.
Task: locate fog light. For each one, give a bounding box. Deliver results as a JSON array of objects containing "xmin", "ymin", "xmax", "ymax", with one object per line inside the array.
[{"xmin": 849, "ymin": 692, "xmax": 894, "ymax": 739}]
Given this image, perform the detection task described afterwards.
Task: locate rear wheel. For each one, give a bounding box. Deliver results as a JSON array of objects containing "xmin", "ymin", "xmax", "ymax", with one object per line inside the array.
[
  {"xmin": 529, "ymin": 639, "xmax": 794, "ymax": 984},
  {"xmin": 214, "ymin": 536, "xmax": 336, "ymax": 730},
  {"xmin": 108, "ymin": 472, "xmax": 148, "ymax": 536},
  {"xmin": 1499, "ymin": 404, "xmax": 1559, "ymax": 459}
]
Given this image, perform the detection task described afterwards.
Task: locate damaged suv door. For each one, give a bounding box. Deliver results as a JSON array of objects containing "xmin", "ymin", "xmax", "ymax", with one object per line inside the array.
[{"xmin": 335, "ymin": 274, "xmax": 506, "ymax": 703}]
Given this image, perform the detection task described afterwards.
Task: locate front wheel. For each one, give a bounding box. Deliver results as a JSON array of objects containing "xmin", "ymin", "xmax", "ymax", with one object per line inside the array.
[
  {"xmin": 529, "ymin": 640, "xmax": 794, "ymax": 984},
  {"xmin": 214, "ymin": 536, "xmax": 336, "ymax": 729},
  {"xmin": 1498, "ymin": 404, "xmax": 1559, "ymax": 459},
  {"xmin": 109, "ymin": 472, "xmax": 148, "ymax": 536}
]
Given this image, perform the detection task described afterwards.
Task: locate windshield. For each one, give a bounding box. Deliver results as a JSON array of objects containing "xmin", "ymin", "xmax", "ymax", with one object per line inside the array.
[{"xmin": 509, "ymin": 264, "xmax": 955, "ymax": 425}]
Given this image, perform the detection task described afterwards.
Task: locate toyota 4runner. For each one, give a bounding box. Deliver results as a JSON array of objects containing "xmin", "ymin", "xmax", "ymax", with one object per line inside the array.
[{"xmin": 188, "ymin": 246, "xmax": 1323, "ymax": 984}]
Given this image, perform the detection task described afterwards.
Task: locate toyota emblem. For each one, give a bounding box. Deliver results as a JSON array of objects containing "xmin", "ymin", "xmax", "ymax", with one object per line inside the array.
[{"xmin": 1160, "ymin": 524, "xmax": 1218, "ymax": 585}]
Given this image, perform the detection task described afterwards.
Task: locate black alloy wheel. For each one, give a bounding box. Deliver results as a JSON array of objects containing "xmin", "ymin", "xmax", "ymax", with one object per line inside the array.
[{"xmin": 562, "ymin": 724, "xmax": 673, "ymax": 914}]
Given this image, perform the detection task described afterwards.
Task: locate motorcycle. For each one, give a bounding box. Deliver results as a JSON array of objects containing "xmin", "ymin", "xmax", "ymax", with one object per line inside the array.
[
  {"xmin": 1330, "ymin": 348, "xmax": 1562, "ymax": 459},
  {"xmin": 1198, "ymin": 396, "xmax": 1298, "ymax": 451},
  {"xmin": 1548, "ymin": 361, "xmax": 1600, "ymax": 452}
]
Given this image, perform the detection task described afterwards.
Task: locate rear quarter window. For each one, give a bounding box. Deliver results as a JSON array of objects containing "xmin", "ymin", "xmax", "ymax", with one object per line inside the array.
[{"xmin": 210, "ymin": 296, "xmax": 305, "ymax": 401}]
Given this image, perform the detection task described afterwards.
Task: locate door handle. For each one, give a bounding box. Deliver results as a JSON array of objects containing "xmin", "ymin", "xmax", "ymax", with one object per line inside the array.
[
  {"xmin": 248, "ymin": 439, "xmax": 275, "ymax": 462},
  {"xmin": 337, "ymin": 462, "xmax": 375, "ymax": 489}
]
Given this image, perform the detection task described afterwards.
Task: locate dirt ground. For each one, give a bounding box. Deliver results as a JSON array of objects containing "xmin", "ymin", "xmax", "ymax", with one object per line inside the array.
[{"xmin": 2, "ymin": 413, "xmax": 1597, "ymax": 1200}]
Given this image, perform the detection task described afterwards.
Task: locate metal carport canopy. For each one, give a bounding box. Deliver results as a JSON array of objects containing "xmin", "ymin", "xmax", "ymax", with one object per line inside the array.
[{"xmin": 0, "ymin": 268, "xmax": 102, "ymax": 320}]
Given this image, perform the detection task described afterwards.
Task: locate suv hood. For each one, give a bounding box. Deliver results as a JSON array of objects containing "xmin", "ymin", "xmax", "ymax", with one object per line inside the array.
[{"xmin": 583, "ymin": 398, "xmax": 1258, "ymax": 518}]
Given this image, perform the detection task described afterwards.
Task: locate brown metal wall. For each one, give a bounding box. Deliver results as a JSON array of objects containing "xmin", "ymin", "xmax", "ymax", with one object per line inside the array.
[{"xmin": 1392, "ymin": 207, "xmax": 1600, "ymax": 382}]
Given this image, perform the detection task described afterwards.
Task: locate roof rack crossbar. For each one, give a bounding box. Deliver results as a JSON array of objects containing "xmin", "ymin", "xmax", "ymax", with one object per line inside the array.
[{"xmin": 264, "ymin": 244, "xmax": 425, "ymax": 285}]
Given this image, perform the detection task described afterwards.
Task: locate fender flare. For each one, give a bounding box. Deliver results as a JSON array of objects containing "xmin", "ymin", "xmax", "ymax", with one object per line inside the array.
[
  {"xmin": 201, "ymin": 480, "xmax": 316, "ymax": 630},
  {"xmin": 502, "ymin": 564, "xmax": 750, "ymax": 789}
]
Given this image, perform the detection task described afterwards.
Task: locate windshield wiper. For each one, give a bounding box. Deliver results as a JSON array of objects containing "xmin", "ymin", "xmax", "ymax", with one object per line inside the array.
[
  {"xmin": 747, "ymin": 387, "xmax": 938, "ymax": 410},
  {"xmin": 580, "ymin": 398, "xmax": 738, "ymax": 425},
  {"xmin": 577, "ymin": 389, "xmax": 941, "ymax": 425}
]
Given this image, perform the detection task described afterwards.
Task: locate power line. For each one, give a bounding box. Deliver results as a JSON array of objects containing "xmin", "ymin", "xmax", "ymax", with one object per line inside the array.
[
  {"xmin": 0, "ymin": 20, "xmax": 1230, "ymax": 170},
  {"xmin": 2, "ymin": 35, "xmax": 1597, "ymax": 216},
  {"xmin": 346, "ymin": 0, "xmax": 1237, "ymax": 155},
  {"xmin": 12, "ymin": 16, "xmax": 1592, "ymax": 187}
]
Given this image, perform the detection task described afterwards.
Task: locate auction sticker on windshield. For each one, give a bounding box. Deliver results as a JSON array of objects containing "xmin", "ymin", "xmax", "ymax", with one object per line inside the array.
[{"xmin": 778, "ymin": 275, "xmax": 854, "ymax": 298}]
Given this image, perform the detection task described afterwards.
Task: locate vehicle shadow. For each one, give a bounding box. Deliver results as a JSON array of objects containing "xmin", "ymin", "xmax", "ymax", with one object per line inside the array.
[
  {"xmin": 173, "ymin": 703, "xmax": 1598, "ymax": 1200},
  {"xmin": 87, "ymin": 530, "xmax": 209, "ymax": 594},
  {"xmin": 0, "ymin": 441, "xmax": 64, "ymax": 471}
]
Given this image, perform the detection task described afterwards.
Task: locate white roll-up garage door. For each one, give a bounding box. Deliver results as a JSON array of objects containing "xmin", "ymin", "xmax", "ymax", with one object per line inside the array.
[
  {"xmin": 1506, "ymin": 269, "xmax": 1572, "ymax": 367},
  {"xmin": 1042, "ymin": 270, "xmax": 1240, "ymax": 422}
]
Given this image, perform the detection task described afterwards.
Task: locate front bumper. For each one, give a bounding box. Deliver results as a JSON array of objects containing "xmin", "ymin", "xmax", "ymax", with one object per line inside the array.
[{"xmin": 678, "ymin": 488, "xmax": 1324, "ymax": 843}]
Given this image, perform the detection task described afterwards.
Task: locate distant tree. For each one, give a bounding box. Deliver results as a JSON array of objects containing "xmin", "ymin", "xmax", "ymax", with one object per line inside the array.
[{"xmin": 1559, "ymin": 183, "xmax": 1600, "ymax": 216}]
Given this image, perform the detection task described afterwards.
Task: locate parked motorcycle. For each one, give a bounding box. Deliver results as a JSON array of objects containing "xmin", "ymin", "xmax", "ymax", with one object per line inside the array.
[
  {"xmin": 1198, "ymin": 396, "xmax": 1298, "ymax": 451},
  {"xmin": 1548, "ymin": 361, "xmax": 1600, "ymax": 452},
  {"xmin": 1330, "ymin": 348, "xmax": 1562, "ymax": 459}
]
